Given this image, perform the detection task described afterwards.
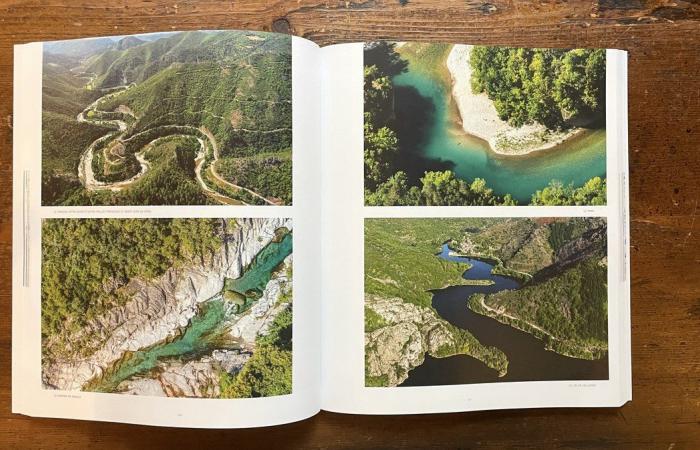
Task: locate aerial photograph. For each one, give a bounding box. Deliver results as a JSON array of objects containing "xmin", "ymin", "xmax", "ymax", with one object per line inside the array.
[
  {"xmin": 364, "ymin": 217, "xmax": 608, "ymax": 387},
  {"xmin": 363, "ymin": 42, "xmax": 607, "ymax": 206},
  {"xmin": 41, "ymin": 218, "xmax": 293, "ymax": 398},
  {"xmin": 42, "ymin": 30, "xmax": 292, "ymax": 206}
]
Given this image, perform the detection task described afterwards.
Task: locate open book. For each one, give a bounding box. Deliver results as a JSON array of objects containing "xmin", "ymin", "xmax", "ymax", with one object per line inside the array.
[{"xmin": 12, "ymin": 30, "xmax": 631, "ymax": 428}]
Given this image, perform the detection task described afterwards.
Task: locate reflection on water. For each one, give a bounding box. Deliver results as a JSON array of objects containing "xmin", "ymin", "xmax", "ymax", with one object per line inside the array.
[
  {"xmin": 391, "ymin": 62, "xmax": 606, "ymax": 204},
  {"xmin": 401, "ymin": 244, "xmax": 608, "ymax": 387}
]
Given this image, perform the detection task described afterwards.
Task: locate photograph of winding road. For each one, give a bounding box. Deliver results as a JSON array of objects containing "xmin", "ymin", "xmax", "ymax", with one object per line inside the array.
[
  {"xmin": 364, "ymin": 217, "xmax": 608, "ymax": 387},
  {"xmin": 42, "ymin": 218, "xmax": 293, "ymax": 398},
  {"xmin": 42, "ymin": 30, "xmax": 292, "ymax": 206},
  {"xmin": 364, "ymin": 42, "xmax": 607, "ymax": 206}
]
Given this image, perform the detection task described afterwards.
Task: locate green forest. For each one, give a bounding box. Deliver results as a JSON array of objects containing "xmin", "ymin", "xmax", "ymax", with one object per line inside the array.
[
  {"xmin": 470, "ymin": 47, "xmax": 606, "ymax": 130},
  {"xmin": 365, "ymin": 217, "xmax": 608, "ymax": 366},
  {"xmin": 220, "ymin": 305, "xmax": 293, "ymax": 398},
  {"xmin": 363, "ymin": 45, "xmax": 516, "ymax": 206},
  {"xmin": 42, "ymin": 31, "xmax": 292, "ymax": 206},
  {"xmin": 41, "ymin": 218, "xmax": 223, "ymax": 359},
  {"xmin": 363, "ymin": 42, "xmax": 606, "ymax": 206},
  {"xmin": 365, "ymin": 218, "xmax": 484, "ymax": 308}
]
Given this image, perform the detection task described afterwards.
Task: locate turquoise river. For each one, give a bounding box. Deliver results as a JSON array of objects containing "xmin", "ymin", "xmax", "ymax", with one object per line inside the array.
[
  {"xmin": 87, "ymin": 230, "xmax": 293, "ymax": 393},
  {"xmin": 391, "ymin": 49, "xmax": 607, "ymax": 204}
]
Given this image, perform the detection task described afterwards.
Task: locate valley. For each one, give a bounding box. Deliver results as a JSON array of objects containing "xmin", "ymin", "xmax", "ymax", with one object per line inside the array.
[
  {"xmin": 42, "ymin": 30, "xmax": 292, "ymax": 206},
  {"xmin": 364, "ymin": 217, "xmax": 609, "ymax": 387},
  {"xmin": 41, "ymin": 218, "xmax": 294, "ymax": 398},
  {"xmin": 363, "ymin": 42, "xmax": 607, "ymax": 206}
]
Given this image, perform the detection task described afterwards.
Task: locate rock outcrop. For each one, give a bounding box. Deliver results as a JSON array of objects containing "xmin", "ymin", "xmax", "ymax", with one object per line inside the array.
[
  {"xmin": 230, "ymin": 256, "xmax": 292, "ymax": 347},
  {"xmin": 43, "ymin": 218, "xmax": 292, "ymax": 392},
  {"xmin": 365, "ymin": 295, "xmax": 464, "ymax": 387},
  {"xmin": 116, "ymin": 349, "xmax": 252, "ymax": 398}
]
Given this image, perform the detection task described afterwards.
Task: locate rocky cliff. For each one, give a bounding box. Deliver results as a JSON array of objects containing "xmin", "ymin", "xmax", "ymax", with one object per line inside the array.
[
  {"xmin": 365, "ymin": 295, "xmax": 506, "ymax": 386},
  {"xmin": 113, "ymin": 255, "xmax": 292, "ymax": 398},
  {"xmin": 42, "ymin": 218, "xmax": 292, "ymax": 392}
]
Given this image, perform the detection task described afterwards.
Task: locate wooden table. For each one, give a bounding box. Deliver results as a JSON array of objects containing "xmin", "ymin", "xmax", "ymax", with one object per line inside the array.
[{"xmin": 0, "ymin": 1, "xmax": 698, "ymax": 448}]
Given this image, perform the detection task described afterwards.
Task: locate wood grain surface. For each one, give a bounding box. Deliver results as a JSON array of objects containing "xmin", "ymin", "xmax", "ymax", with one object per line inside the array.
[{"xmin": 0, "ymin": 0, "xmax": 699, "ymax": 448}]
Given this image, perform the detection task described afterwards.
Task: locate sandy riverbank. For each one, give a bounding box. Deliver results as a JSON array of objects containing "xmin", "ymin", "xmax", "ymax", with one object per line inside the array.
[{"xmin": 446, "ymin": 44, "xmax": 584, "ymax": 156}]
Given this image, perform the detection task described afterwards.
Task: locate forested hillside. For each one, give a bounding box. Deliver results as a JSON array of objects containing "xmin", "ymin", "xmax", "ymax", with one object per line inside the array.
[
  {"xmin": 365, "ymin": 217, "xmax": 608, "ymax": 371},
  {"xmin": 42, "ymin": 31, "xmax": 292, "ymax": 206},
  {"xmin": 41, "ymin": 218, "xmax": 223, "ymax": 359},
  {"xmin": 452, "ymin": 217, "xmax": 608, "ymax": 358}
]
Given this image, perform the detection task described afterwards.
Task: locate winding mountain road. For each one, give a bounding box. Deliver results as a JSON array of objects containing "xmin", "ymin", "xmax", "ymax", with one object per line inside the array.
[{"xmin": 75, "ymin": 83, "xmax": 276, "ymax": 205}]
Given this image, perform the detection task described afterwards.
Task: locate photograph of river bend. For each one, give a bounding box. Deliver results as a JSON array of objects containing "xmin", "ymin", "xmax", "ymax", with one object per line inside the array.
[
  {"xmin": 364, "ymin": 42, "xmax": 607, "ymax": 206},
  {"xmin": 364, "ymin": 217, "xmax": 609, "ymax": 387},
  {"xmin": 41, "ymin": 218, "xmax": 293, "ymax": 398},
  {"xmin": 41, "ymin": 30, "xmax": 292, "ymax": 206}
]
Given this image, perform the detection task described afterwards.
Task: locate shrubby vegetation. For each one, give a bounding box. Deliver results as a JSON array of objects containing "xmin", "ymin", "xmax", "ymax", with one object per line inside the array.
[
  {"xmin": 220, "ymin": 306, "xmax": 293, "ymax": 398},
  {"xmin": 365, "ymin": 218, "xmax": 481, "ymax": 308},
  {"xmin": 41, "ymin": 218, "xmax": 223, "ymax": 357},
  {"xmin": 41, "ymin": 56, "xmax": 109, "ymax": 204},
  {"xmin": 42, "ymin": 31, "xmax": 292, "ymax": 205},
  {"xmin": 365, "ymin": 217, "xmax": 608, "ymax": 365},
  {"xmin": 123, "ymin": 136, "xmax": 210, "ymax": 205},
  {"xmin": 470, "ymin": 47, "xmax": 606, "ymax": 130},
  {"xmin": 472, "ymin": 256, "xmax": 608, "ymax": 360},
  {"xmin": 461, "ymin": 217, "xmax": 608, "ymax": 358},
  {"xmin": 364, "ymin": 306, "xmax": 389, "ymax": 333},
  {"xmin": 42, "ymin": 111, "xmax": 110, "ymax": 204},
  {"xmin": 218, "ymin": 153, "xmax": 292, "ymax": 204}
]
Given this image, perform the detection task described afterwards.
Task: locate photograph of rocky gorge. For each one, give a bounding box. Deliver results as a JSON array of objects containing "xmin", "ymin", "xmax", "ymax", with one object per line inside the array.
[
  {"xmin": 363, "ymin": 42, "xmax": 607, "ymax": 206},
  {"xmin": 364, "ymin": 217, "xmax": 608, "ymax": 387},
  {"xmin": 41, "ymin": 217, "xmax": 293, "ymax": 398},
  {"xmin": 42, "ymin": 30, "xmax": 292, "ymax": 206}
]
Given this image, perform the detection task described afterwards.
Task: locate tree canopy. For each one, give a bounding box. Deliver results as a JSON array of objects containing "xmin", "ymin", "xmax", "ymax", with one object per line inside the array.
[
  {"xmin": 219, "ymin": 306, "xmax": 293, "ymax": 398},
  {"xmin": 530, "ymin": 176, "xmax": 607, "ymax": 206},
  {"xmin": 42, "ymin": 218, "xmax": 223, "ymax": 352},
  {"xmin": 363, "ymin": 43, "xmax": 515, "ymax": 206},
  {"xmin": 470, "ymin": 47, "xmax": 606, "ymax": 130}
]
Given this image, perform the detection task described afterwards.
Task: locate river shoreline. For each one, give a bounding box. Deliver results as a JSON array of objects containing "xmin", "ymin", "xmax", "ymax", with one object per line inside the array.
[
  {"xmin": 401, "ymin": 244, "xmax": 608, "ymax": 386},
  {"xmin": 445, "ymin": 44, "xmax": 588, "ymax": 157},
  {"xmin": 42, "ymin": 219, "xmax": 293, "ymax": 396}
]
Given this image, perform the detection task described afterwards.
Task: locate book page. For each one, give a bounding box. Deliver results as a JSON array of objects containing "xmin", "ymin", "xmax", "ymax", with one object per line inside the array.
[
  {"xmin": 12, "ymin": 31, "xmax": 322, "ymax": 428},
  {"xmin": 320, "ymin": 42, "xmax": 630, "ymax": 414}
]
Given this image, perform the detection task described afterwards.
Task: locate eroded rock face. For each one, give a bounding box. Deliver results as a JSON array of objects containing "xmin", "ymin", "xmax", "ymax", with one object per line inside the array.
[
  {"xmin": 364, "ymin": 295, "xmax": 459, "ymax": 387},
  {"xmin": 125, "ymin": 359, "xmax": 222, "ymax": 398},
  {"xmin": 116, "ymin": 260, "xmax": 292, "ymax": 398},
  {"xmin": 117, "ymin": 350, "xmax": 252, "ymax": 398},
  {"xmin": 43, "ymin": 218, "xmax": 292, "ymax": 392},
  {"xmin": 230, "ymin": 256, "xmax": 292, "ymax": 347}
]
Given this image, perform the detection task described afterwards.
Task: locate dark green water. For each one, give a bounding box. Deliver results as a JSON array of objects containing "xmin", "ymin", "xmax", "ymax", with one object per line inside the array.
[
  {"xmin": 401, "ymin": 244, "xmax": 608, "ymax": 386},
  {"xmin": 391, "ymin": 55, "xmax": 607, "ymax": 204},
  {"xmin": 88, "ymin": 229, "xmax": 293, "ymax": 393}
]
